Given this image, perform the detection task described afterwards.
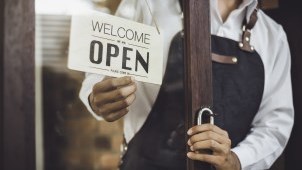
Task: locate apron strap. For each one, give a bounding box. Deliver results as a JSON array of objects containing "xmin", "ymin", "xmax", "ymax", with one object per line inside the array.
[
  {"xmin": 239, "ymin": 5, "xmax": 260, "ymax": 52},
  {"xmin": 180, "ymin": 0, "xmax": 259, "ymax": 53}
]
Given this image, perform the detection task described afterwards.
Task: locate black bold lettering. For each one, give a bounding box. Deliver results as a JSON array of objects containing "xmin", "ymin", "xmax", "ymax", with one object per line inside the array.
[
  {"xmin": 135, "ymin": 51, "xmax": 149, "ymax": 73},
  {"xmin": 106, "ymin": 43, "xmax": 119, "ymax": 66},
  {"xmin": 89, "ymin": 40, "xmax": 103, "ymax": 64},
  {"xmin": 122, "ymin": 47, "xmax": 133, "ymax": 70}
]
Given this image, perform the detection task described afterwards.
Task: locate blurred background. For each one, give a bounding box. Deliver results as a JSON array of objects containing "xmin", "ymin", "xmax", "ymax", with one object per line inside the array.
[
  {"xmin": 31, "ymin": 0, "xmax": 302, "ymax": 169},
  {"xmin": 1, "ymin": 0, "xmax": 301, "ymax": 170},
  {"xmin": 35, "ymin": 0, "xmax": 123, "ymax": 170}
]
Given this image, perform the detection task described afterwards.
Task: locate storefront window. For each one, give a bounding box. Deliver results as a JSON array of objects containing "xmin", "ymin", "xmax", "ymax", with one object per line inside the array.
[{"xmin": 35, "ymin": 0, "xmax": 122, "ymax": 169}]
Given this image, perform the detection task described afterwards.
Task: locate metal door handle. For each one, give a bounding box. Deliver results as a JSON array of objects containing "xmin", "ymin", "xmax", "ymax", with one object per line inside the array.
[{"xmin": 197, "ymin": 107, "xmax": 214, "ymax": 125}]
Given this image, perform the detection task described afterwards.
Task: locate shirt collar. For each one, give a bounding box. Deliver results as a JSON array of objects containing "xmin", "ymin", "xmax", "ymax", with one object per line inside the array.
[
  {"xmin": 211, "ymin": 0, "xmax": 258, "ymax": 23},
  {"xmin": 241, "ymin": 0, "xmax": 258, "ymax": 22}
]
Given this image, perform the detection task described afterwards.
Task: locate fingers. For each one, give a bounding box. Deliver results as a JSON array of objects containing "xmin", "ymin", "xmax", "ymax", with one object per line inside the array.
[
  {"xmin": 102, "ymin": 108, "xmax": 129, "ymax": 122},
  {"xmin": 187, "ymin": 152, "xmax": 225, "ymax": 167},
  {"xmin": 97, "ymin": 94, "xmax": 136, "ymax": 116},
  {"xmin": 187, "ymin": 124, "xmax": 229, "ymax": 137},
  {"xmin": 93, "ymin": 76, "xmax": 134, "ymax": 93},
  {"xmin": 187, "ymin": 124, "xmax": 231, "ymax": 155},
  {"xmin": 89, "ymin": 76, "xmax": 137, "ymax": 122},
  {"xmin": 187, "ymin": 150, "xmax": 240, "ymax": 170},
  {"xmin": 189, "ymin": 140, "xmax": 230, "ymax": 155},
  {"xmin": 188, "ymin": 130, "xmax": 231, "ymax": 147},
  {"xmin": 187, "ymin": 124, "xmax": 239, "ymax": 169},
  {"xmin": 93, "ymin": 83, "xmax": 137, "ymax": 106}
]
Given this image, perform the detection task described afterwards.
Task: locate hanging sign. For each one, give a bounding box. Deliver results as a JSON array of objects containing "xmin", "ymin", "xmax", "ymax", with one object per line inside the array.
[{"xmin": 68, "ymin": 10, "xmax": 163, "ymax": 85}]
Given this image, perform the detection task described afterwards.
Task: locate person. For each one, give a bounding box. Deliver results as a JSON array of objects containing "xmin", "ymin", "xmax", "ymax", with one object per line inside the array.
[{"xmin": 79, "ymin": 0, "xmax": 294, "ymax": 169}]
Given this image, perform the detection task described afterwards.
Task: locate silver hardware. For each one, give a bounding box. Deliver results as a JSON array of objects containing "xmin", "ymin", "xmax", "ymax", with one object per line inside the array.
[
  {"xmin": 232, "ymin": 57, "xmax": 238, "ymax": 63},
  {"xmin": 243, "ymin": 25, "xmax": 251, "ymax": 32},
  {"xmin": 121, "ymin": 143, "xmax": 127, "ymax": 153},
  {"xmin": 242, "ymin": 25, "xmax": 246, "ymax": 31},
  {"xmin": 245, "ymin": 37, "xmax": 250, "ymax": 42},
  {"xmin": 239, "ymin": 42, "xmax": 244, "ymax": 48},
  {"xmin": 251, "ymin": 46, "xmax": 255, "ymax": 51},
  {"xmin": 197, "ymin": 107, "xmax": 214, "ymax": 125}
]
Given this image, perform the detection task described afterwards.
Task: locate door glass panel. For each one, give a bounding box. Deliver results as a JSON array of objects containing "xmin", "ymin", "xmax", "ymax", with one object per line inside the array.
[{"xmin": 35, "ymin": 1, "xmax": 122, "ymax": 170}]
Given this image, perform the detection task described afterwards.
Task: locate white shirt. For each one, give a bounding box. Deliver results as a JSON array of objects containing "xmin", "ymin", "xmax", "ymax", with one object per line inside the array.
[{"xmin": 79, "ymin": 0, "xmax": 294, "ymax": 169}]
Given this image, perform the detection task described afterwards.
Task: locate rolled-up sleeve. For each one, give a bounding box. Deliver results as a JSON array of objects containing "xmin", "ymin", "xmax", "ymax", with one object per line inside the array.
[
  {"xmin": 79, "ymin": 73, "xmax": 105, "ymax": 120},
  {"xmin": 231, "ymin": 29, "xmax": 294, "ymax": 169}
]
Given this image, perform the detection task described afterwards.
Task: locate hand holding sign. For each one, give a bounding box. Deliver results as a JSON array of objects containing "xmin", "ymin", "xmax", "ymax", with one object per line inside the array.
[
  {"xmin": 89, "ymin": 76, "xmax": 136, "ymax": 122},
  {"xmin": 68, "ymin": 10, "xmax": 164, "ymax": 85}
]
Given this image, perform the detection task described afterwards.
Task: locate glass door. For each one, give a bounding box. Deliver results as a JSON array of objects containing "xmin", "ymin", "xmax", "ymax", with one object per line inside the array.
[{"xmin": 35, "ymin": 0, "xmax": 123, "ymax": 169}]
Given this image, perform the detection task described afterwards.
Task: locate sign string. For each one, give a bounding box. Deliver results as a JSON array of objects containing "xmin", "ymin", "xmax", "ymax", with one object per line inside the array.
[{"xmin": 144, "ymin": 0, "xmax": 161, "ymax": 34}]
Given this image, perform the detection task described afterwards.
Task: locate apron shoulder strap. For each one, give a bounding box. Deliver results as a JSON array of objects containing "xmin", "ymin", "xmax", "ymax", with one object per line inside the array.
[{"xmin": 239, "ymin": 4, "xmax": 259, "ymax": 52}]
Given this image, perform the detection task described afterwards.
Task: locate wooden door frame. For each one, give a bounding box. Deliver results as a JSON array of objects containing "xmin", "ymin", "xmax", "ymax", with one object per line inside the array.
[
  {"xmin": 0, "ymin": 0, "xmax": 36, "ymax": 170},
  {"xmin": 183, "ymin": 0, "xmax": 212, "ymax": 169},
  {"xmin": 0, "ymin": 0, "xmax": 288, "ymax": 170},
  {"xmin": 0, "ymin": 0, "xmax": 4, "ymax": 167}
]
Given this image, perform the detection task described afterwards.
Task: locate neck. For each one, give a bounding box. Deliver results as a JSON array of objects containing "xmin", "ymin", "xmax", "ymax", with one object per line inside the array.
[{"xmin": 218, "ymin": 0, "xmax": 243, "ymax": 22}]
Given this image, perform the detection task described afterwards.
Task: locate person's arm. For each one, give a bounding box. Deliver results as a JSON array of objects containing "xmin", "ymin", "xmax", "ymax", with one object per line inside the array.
[
  {"xmin": 231, "ymin": 28, "xmax": 294, "ymax": 169},
  {"xmin": 89, "ymin": 76, "xmax": 136, "ymax": 122},
  {"xmin": 80, "ymin": 74, "xmax": 136, "ymax": 122},
  {"xmin": 79, "ymin": 73, "xmax": 105, "ymax": 120},
  {"xmin": 187, "ymin": 27, "xmax": 294, "ymax": 170},
  {"xmin": 79, "ymin": 0, "xmax": 142, "ymax": 120}
]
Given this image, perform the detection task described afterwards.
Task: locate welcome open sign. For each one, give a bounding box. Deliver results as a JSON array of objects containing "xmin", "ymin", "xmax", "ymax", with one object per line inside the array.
[{"xmin": 68, "ymin": 10, "xmax": 164, "ymax": 85}]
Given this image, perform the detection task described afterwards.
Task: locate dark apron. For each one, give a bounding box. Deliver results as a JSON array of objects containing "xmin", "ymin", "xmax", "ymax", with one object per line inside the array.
[{"xmin": 119, "ymin": 18, "xmax": 264, "ymax": 170}]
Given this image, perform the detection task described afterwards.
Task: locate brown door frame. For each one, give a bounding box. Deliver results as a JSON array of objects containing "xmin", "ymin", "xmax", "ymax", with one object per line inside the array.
[
  {"xmin": 183, "ymin": 0, "xmax": 212, "ymax": 169},
  {"xmin": 0, "ymin": 0, "xmax": 4, "ymax": 167},
  {"xmin": 0, "ymin": 0, "xmax": 36, "ymax": 170}
]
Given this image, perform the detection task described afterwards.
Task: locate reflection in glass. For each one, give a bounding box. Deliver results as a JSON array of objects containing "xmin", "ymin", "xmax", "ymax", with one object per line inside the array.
[{"xmin": 35, "ymin": 0, "xmax": 122, "ymax": 169}]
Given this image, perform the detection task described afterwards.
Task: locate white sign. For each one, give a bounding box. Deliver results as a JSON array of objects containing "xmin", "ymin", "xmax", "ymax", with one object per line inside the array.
[{"xmin": 68, "ymin": 10, "xmax": 164, "ymax": 85}]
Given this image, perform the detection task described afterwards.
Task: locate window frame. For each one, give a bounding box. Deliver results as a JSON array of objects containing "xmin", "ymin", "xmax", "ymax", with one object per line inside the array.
[{"xmin": 0, "ymin": 0, "xmax": 35, "ymax": 170}]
